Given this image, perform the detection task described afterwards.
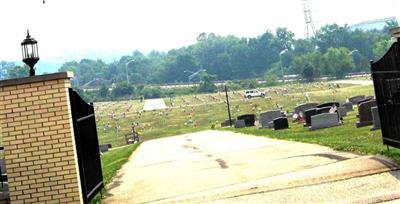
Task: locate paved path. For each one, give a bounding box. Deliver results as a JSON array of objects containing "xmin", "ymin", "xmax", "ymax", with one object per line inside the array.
[
  {"xmin": 329, "ymin": 79, "xmax": 373, "ymax": 86},
  {"xmin": 104, "ymin": 130, "xmax": 400, "ymax": 203},
  {"xmin": 143, "ymin": 98, "xmax": 167, "ymax": 111}
]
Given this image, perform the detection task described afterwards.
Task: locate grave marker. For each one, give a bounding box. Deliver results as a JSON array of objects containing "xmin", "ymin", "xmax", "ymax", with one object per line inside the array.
[
  {"xmin": 260, "ymin": 110, "xmax": 282, "ymax": 128},
  {"xmin": 348, "ymin": 95, "xmax": 365, "ymax": 105},
  {"xmin": 371, "ymin": 106, "xmax": 381, "ymax": 131},
  {"xmin": 316, "ymin": 102, "xmax": 340, "ymax": 109},
  {"xmin": 273, "ymin": 117, "xmax": 289, "ymax": 130},
  {"xmin": 237, "ymin": 114, "xmax": 256, "ymax": 127},
  {"xmin": 221, "ymin": 119, "xmax": 236, "ymax": 127},
  {"xmin": 304, "ymin": 108, "xmax": 318, "ymax": 127},
  {"xmin": 342, "ymin": 102, "xmax": 354, "ymax": 112},
  {"xmin": 309, "ymin": 113, "xmax": 341, "ymax": 131},
  {"xmin": 235, "ymin": 120, "xmax": 246, "ymax": 128},
  {"xmin": 356, "ymin": 100, "xmax": 377, "ymax": 128},
  {"xmin": 337, "ymin": 106, "xmax": 347, "ymax": 118},
  {"xmin": 294, "ymin": 103, "xmax": 318, "ymax": 115}
]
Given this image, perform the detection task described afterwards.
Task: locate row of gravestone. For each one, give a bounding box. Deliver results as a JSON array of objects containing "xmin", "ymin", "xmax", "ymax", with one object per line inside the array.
[
  {"xmin": 221, "ymin": 95, "xmax": 381, "ymax": 132},
  {"xmin": 221, "ymin": 112, "xmax": 289, "ymax": 131},
  {"xmin": 298, "ymin": 102, "xmax": 343, "ymax": 131},
  {"xmin": 354, "ymin": 96, "xmax": 381, "ymax": 131}
]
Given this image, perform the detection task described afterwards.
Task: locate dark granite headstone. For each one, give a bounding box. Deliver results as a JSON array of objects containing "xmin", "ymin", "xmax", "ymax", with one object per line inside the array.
[
  {"xmin": 357, "ymin": 96, "xmax": 374, "ymax": 108},
  {"xmin": 356, "ymin": 100, "xmax": 377, "ymax": 128},
  {"xmin": 304, "ymin": 108, "xmax": 318, "ymax": 127},
  {"xmin": 337, "ymin": 106, "xmax": 347, "ymax": 118},
  {"xmin": 260, "ymin": 110, "xmax": 282, "ymax": 128},
  {"xmin": 342, "ymin": 102, "xmax": 353, "ymax": 112},
  {"xmin": 316, "ymin": 107, "xmax": 332, "ymax": 115},
  {"xmin": 316, "ymin": 102, "xmax": 340, "ymax": 109},
  {"xmin": 349, "ymin": 95, "xmax": 365, "ymax": 105},
  {"xmin": 237, "ymin": 114, "xmax": 256, "ymax": 127},
  {"xmin": 273, "ymin": 117, "xmax": 289, "ymax": 130},
  {"xmin": 294, "ymin": 103, "xmax": 318, "ymax": 114},
  {"xmin": 221, "ymin": 119, "xmax": 236, "ymax": 127}
]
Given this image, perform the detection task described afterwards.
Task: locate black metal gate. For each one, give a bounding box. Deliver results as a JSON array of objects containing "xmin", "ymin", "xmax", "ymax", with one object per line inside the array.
[
  {"xmin": 69, "ymin": 88, "xmax": 104, "ymax": 203},
  {"xmin": 371, "ymin": 40, "xmax": 400, "ymax": 148}
]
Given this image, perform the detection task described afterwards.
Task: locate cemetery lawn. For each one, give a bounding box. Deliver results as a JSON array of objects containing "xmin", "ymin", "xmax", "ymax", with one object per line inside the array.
[
  {"xmin": 94, "ymin": 82, "xmax": 373, "ymax": 148},
  {"xmin": 230, "ymin": 111, "xmax": 400, "ymax": 164},
  {"xmin": 91, "ymin": 143, "xmax": 140, "ymax": 203}
]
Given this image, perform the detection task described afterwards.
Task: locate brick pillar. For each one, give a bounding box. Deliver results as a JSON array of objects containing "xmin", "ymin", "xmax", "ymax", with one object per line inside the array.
[{"xmin": 0, "ymin": 72, "xmax": 83, "ymax": 203}]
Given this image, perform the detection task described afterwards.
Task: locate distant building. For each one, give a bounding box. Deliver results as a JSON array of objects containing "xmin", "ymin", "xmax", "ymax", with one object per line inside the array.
[{"xmin": 349, "ymin": 17, "xmax": 397, "ymax": 31}]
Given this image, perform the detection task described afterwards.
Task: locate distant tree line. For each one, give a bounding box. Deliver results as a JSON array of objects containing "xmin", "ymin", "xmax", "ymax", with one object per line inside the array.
[
  {"xmin": 1, "ymin": 22, "xmax": 397, "ymax": 100},
  {"xmin": 56, "ymin": 23, "xmax": 395, "ymax": 85}
]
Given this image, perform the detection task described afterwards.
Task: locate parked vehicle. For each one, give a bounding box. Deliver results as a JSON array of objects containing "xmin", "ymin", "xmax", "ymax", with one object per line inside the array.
[{"xmin": 244, "ymin": 90, "xmax": 266, "ymax": 99}]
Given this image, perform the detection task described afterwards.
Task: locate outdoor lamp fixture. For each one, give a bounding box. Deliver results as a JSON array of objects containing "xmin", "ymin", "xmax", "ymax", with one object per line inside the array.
[{"xmin": 21, "ymin": 30, "xmax": 40, "ymax": 76}]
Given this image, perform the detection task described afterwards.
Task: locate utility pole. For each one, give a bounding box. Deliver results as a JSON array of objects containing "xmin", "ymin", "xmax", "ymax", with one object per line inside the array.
[{"xmin": 225, "ymin": 85, "xmax": 232, "ymax": 127}]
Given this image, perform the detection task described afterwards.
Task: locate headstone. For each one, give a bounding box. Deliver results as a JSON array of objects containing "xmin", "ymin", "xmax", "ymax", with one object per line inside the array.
[
  {"xmin": 337, "ymin": 106, "xmax": 347, "ymax": 118},
  {"xmin": 356, "ymin": 100, "xmax": 377, "ymax": 128},
  {"xmin": 99, "ymin": 144, "xmax": 111, "ymax": 153},
  {"xmin": 349, "ymin": 95, "xmax": 365, "ymax": 105},
  {"xmin": 237, "ymin": 114, "xmax": 256, "ymax": 127},
  {"xmin": 342, "ymin": 102, "xmax": 354, "ymax": 112},
  {"xmin": 221, "ymin": 119, "xmax": 236, "ymax": 127},
  {"xmin": 371, "ymin": 106, "xmax": 381, "ymax": 131},
  {"xmin": 235, "ymin": 120, "xmax": 246, "ymax": 128},
  {"xmin": 294, "ymin": 103, "xmax": 318, "ymax": 114},
  {"xmin": 316, "ymin": 102, "xmax": 340, "ymax": 108},
  {"xmin": 357, "ymin": 97, "xmax": 374, "ymax": 108},
  {"xmin": 316, "ymin": 107, "xmax": 331, "ymax": 115},
  {"xmin": 273, "ymin": 117, "xmax": 289, "ymax": 130},
  {"xmin": 309, "ymin": 113, "xmax": 341, "ymax": 131},
  {"xmin": 267, "ymin": 121, "xmax": 274, "ymax": 129},
  {"xmin": 304, "ymin": 108, "xmax": 318, "ymax": 127},
  {"xmin": 260, "ymin": 110, "xmax": 282, "ymax": 128}
]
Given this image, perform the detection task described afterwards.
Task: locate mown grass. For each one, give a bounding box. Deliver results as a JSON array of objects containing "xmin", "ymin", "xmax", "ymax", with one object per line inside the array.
[
  {"xmin": 91, "ymin": 143, "xmax": 140, "ymax": 204},
  {"xmin": 94, "ymin": 82, "xmax": 371, "ymax": 148},
  {"xmin": 228, "ymin": 110, "xmax": 400, "ymax": 163}
]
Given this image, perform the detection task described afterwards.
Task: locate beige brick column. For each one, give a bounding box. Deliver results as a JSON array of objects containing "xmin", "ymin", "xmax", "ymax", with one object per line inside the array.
[{"xmin": 0, "ymin": 72, "xmax": 83, "ymax": 203}]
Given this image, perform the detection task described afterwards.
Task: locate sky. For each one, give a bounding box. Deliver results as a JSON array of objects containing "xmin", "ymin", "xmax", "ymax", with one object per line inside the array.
[{"xmin": 0, "ymin": 0, "xmax": 399, "ymax": 64}]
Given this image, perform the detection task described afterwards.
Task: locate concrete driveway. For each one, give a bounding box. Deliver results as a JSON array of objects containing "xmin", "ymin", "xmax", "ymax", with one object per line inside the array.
[
  {"xmin": 104, "ymin": 130, "xmax": 400, "ymax": 203},
  {"xmin": 143, "ymin": 99, "xmax": 167, "ymax": 111}
]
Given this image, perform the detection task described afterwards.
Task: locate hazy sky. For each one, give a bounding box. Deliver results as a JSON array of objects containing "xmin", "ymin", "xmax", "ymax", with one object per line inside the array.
[{"xmin": 0, "ymin": 0, "xmax": 398, "ymax": 62}]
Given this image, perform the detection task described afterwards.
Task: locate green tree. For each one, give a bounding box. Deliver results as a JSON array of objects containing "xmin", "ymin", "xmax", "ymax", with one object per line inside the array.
[
  {"xmin": 292, "ymin": 51, "xmax": 323, "ymax": 81},
  {"xmin": 141, "ymin": 86, "xmax": 163, "ymax": 99},
  {"xmin": 373, "ymin": 39, "xmax": 393, "ymax": 60},
  {"xmin": 324, "ymin": 47, "xmax": 355, "ymax": 79},
  {"xmin": 8, "ymin": 65, "xmax": 30, "ymax": 79},
  {"xmin": 99, "ymin": 84, "xmax": 109, "ymax": 98},
  {"xmin": 265, "ymin": 74, "xmax": 279, "ymax": 86},
  {"xmin": 111, "ymin": 82, "xmax": 134, "ymax": 98},
  {"xmin": 302, "ymin": 64, "xmax": 315, "ymax": 82},
  {"xmin": 197, "ymin": 73, "xmax": 217, "ymax": 93}
]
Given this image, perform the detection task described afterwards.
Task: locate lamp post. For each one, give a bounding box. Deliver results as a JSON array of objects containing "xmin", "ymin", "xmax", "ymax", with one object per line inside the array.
[
  {"xmin": 21, "ymin": 30, "xmax": 40, "ymax": 76},
  {"xmin": 125, "ymin": 59, "xmax": 135, "ymax": 84},
  {"xmin": 183, "ymin": 70, "xmax": 195, "ymax": 83},
  {"xmin": 279, "ymin": 49, "xmax": 288, "ymax": 83},
  {"xmin": 349, "ymin": 49, "xmax": 359, "ymax": 56}
]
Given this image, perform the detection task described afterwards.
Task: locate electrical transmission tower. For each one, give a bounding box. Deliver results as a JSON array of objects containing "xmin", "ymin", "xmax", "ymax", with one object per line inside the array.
[{"xmin": 303, "ymin": 0, "xmax": 316, "ymax": 39}]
